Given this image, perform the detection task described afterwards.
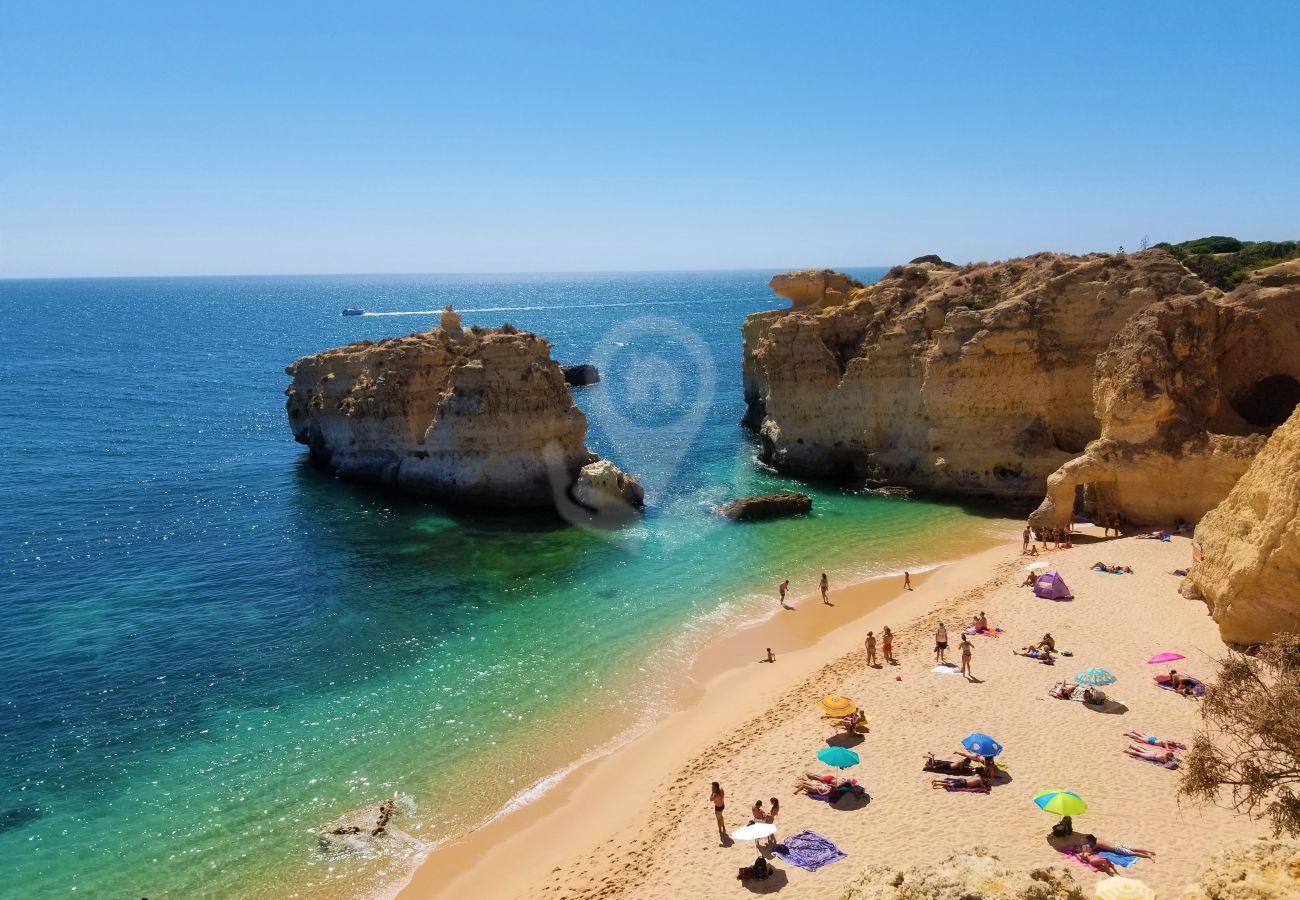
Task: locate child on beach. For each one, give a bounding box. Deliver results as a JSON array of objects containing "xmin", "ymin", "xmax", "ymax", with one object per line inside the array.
[
  {"xmin": 882, "ymin": 626, "xmax": 894, "ymax": 664},
  {"xmin": 865, "ymin": 631, "xmax": 878, "ymax": 667}
]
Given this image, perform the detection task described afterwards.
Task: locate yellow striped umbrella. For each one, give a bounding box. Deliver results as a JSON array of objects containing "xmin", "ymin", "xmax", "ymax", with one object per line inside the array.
[
  {"xmin": 817, "ymin": 694, "xmax": 857, "ymax": 717},
  {"xmin": 1095, "ymin": 876, "xmax": 1155, "ymax": 900}
]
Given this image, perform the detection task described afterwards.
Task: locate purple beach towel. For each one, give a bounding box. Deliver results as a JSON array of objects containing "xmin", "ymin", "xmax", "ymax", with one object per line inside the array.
[{"xmin": 773, "ymin": 830, "xmax": 846, "ymax": 871}]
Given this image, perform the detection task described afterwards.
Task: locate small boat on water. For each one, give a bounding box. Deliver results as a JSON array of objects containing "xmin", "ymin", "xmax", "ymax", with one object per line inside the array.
[{"xmin": 342, "ymin": 308, "xmax": 366, "ymax": 316}]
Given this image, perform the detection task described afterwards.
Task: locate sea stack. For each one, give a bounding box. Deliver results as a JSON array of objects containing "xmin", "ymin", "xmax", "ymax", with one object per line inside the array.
[{"xmin": 285, "ymin": 307, "xmax": 641, "ymax": 510}]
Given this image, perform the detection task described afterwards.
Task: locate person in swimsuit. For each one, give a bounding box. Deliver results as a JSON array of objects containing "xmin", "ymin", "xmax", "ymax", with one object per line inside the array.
[
  {"xmin": 1039, "ymin": 632, "xmax": 1056, "ymax": 652},
  {"xmin": 764, "ymin": 647, "xmax": 775, "ymax": 663},
  {"xmin": 1123, "ymin": 731, "xmax": 1183, "ymax": 750},
  {"xmin": 710, "ymin": 782, "xmax": 725, "ymax": 834},
  {"xmin": 1082, "ymin": 833, "xmax": 1156, "ymax": 859},
  {"xmin": 959, "ymin": 635, "xmax": 974, "ymax": 678},
  {"xmin": 882, "ymin": 626, "xmax": 894, "ymax": 663},
  {"xmin": 751, "ymin": 799, "xmax": 765, "ymax": 824},
  {"xmin": 934, "ymin": 622, "xmax": 949, "ymax": 663},
  {"xmin": 903, "ymin": 571, "xmax": 912, "ymax": 591},
  {"xmin": 765, "ymin": 797, "xmax": 779, "ymax": 844},
  {"xmin": 1125, "ymin": 745, "xmax": 1179, "ymax": 768},
  {"xmin": 820, "ymin": 573, "xmax": 829, "ymax": 604},
  {"xmin": 930, "ymin": 774, "xmax": 987, "ymax": 790},
  {"xmin": 1022, "ymin": 526, "xmax": 1031, "ymax": 552},
  {"xmin": 865, "ymin": 631, "xmax": 878, "ymax": 667}
]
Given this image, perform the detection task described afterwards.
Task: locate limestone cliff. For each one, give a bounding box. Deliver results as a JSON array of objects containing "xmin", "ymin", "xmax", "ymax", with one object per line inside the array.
[
  {"xmin": 1033, "ymin": 259, "xmax": 1300, "ymax": 528},
  {"xmin": 1181, "ymin": 405, "xmax": 1300, "ymax": 644},
  {"xmin": 839, "ymin": 848, "xmax": 1083, "ymax": 899},
  {"xmin": 1179, "ymin": 840, "xmax": 1300, "ymax": 899},
  {"xmin": 285, "ymin": 311, "xmax": 637, "ymax": 509},
  {"xmin": 744, "ymin": 251, "xmax": 1214, "ymax": 499}
]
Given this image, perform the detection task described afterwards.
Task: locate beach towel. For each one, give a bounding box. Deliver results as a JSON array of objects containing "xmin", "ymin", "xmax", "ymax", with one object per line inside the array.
[
  {"xmin": 1155, "ymin": 674, "xmax": 1205, "ymax": 697},
  {"xmin": 1061, "ymin": 848, "xmax": 1139, "ymax": 870},
  {"xmin": 773, "ymin": 831, "xmax": 846, "ymax": 872},
  {"xmin": 1130, "ymin": 754, "xmax": 1180, "ymax": 770},
  {"xmin": 975, "ymin": 627, "xmax": 1003, "ymax": 637},
  {"xmin": 932, "ymin": 665, "xmax": 963, "ymax": 675}
]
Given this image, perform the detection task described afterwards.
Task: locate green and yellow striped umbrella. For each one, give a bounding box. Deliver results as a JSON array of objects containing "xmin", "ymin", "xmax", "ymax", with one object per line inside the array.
[
  {"xmin": 1033, "ymin": 789, "xmax": 1087, "ymax": 816},
  {"xmin": 1095, "ymin": 876, "xmax": 1155, "ymax": 900}
]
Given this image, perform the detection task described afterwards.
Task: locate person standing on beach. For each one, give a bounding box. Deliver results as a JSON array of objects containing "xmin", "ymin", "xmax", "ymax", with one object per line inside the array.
[
  {"xmin": 865, "ymin": 631, "xmax": 877, "ymax": 667},
  {"xmin": 959, "ymin": 635, "xmax": 974, "ymax": 678},
  {"xmin": 820, "ymin": 572, "xmax": 829, "ymax": 604},
  {"xmin": 903, "ymin": 571, "xmax": 912, "ymax": 591},
  {"xmin": 710, "ymin": 782, "xmax": 726, "ymax": 835},
  {"xmin": 882, "ymin": 626, "xmax": 894, "ymax": 663},
  {"xmin": 778, "ymin": 579, "xmax": 790, "ymax": 609},
  {"xmin": 1022, "ymin": 526, "xmax": 1031, "ymax": 553},
  {"xmin": 934, "ymin": 622, "xmax": 949, "ymax": 663}
]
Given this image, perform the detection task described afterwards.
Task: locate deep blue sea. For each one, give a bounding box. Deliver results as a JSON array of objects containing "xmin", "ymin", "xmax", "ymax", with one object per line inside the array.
[{"xmin": 0, "ymin": 271, "xmax": 1011, "ymax": 898}]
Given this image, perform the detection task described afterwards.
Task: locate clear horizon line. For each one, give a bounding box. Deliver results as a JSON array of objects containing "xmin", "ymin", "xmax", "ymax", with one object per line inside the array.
[{"xmin": 0, "ymin": 264, "xmax": 899, "ymax": 283}]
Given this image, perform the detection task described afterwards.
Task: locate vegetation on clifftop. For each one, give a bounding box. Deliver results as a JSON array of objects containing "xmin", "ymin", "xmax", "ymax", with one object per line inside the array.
[{"xmin": 1155, "ymin": 235, "xmax": 1300, "ymax": 290}]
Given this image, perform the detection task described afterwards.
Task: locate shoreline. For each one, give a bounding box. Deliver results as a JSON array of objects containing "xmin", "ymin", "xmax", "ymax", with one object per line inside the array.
[{"xmin": 392, "ymin": 533, "xmax": 1015, "ymax": 899}]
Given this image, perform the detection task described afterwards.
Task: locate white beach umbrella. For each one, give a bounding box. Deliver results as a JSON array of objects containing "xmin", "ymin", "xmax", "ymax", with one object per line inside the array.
[
  {"xmin": 1095, "ymin": 876, "xmax": 1156, "ymax": 900},
  {"xmin": 1025, "ymin": 562, "xmax": 1050, "ymax": 571},
  {"xmin": 730, "ymin": 822, "xmax": 777, "ymax": 847}
]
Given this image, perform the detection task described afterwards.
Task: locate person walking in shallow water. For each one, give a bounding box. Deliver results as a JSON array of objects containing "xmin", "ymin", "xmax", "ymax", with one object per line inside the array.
[
  {"xmin": 778, "ymin": 579, "xmax": 790, "ymax": 609},
  {"xmin": 820, "ymin": 572, "xmax": 829, "ymax": 604},
  {"xmin": 903, "ymin": 571, "xmax": 912, "ymax": 591}
]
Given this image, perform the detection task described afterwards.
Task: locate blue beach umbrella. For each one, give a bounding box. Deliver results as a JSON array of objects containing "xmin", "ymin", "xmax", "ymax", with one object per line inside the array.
[
  {"xmin": 961, "ymin": 732, "xmax": 1004, "ymax": 757},
  {"xmin": 817, "ymin": 747, "xmax": 860, "ymax": 769},
  {"xmin": 1075, "ymin": 667, "xmax": 1117, "ymax": 686}
]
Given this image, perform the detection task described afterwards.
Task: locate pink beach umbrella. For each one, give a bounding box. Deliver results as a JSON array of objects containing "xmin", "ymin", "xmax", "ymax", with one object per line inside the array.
[{"xmin": 1147, "ymin": 652, "xmax": 1185, "ymax": 664}]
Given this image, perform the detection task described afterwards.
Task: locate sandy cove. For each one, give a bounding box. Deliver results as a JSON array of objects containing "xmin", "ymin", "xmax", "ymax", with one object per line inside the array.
[{"xmin": 397, "ymin": 530, "xmax": 1262, "ymax": 899}]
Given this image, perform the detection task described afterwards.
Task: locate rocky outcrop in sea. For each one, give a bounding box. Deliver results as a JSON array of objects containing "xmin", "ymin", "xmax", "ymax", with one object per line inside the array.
[{"xmin": 285, "ymin": 307, "xmax": 640, "ymax": 511}]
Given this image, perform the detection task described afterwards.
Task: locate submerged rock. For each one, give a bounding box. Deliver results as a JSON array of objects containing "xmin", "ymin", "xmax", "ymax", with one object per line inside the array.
[
  {"xmin": 714, "ymin": 493, "xmax": 812, "ymax": 521},
  {"xmin": 285, "ymin": 312, "xmax": 640, "ymax": 510},
  {"xmin": 1181, "ymin": 406, "xmax": 1300, "ymax": 644},
  {"xmin": 561, "ymin": 363, "xmax": 600, "ymax": 387},
  {"xmin": 839, "ymin": 847, "xmax": 1083, "ymax": 899}
]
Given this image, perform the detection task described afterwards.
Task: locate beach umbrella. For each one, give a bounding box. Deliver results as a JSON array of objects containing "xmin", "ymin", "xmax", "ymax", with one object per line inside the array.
[
  {"xmin": 1024, "ymin": 561, "xmax": 1050, "ymax": 571},
  {"xmin": 817, "ymin": 747, "xmax": 860, "ymax": 769},
  {"xmin": 1095, "ymin": 876, "xmax": 1156, "ymax": 900},
  {"xmin": 730, "ymin": 821, "xmax": 777, "ymax": 848},
  {"xmin": 961, "ymin": 733, "xmax": 1004, "ymax": 757},
  {"xmin": 817, "ymin": 694, "xmax": 857, "ymax": 717},
  {"xmin": 1075, "ymin": 667, "xmax": 1118, "ymax": 686},
  {"xmin": 1033, "ymin": 789, "xmax": 1087, "ymax": 816},
  {"xmin": 1147, "ymin": 652, "xmax": 1185, "ymax": 664}
]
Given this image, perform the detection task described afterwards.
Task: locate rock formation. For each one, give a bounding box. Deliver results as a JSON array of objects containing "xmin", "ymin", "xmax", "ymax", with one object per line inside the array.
[
  {"xmin": 714, "ymin": 493, "xmax": 813, "ymax": 521},
  {"xmin": 1180, "ymin": 406, "xmax": 1300, "ymax": 644},
  {"xmin": 285, "ymin": 313, "xmax": 640, "ymax": 510},
  {"xmin": 561, "ymin": 363, "xmax": 600, "ymax": 387},
  {"xmin": 838, "ymin": 848, "xmax": 1083, "ymax": 899},
  {"xmin": 1179, "ymin": 840, "xmax": 1300, "ymax": 900},
  {"xmin": 572, "ymin": 459, "xmax": 645, "ymax": 519},
  {"xmin": 1032, "ymin": 259, "xmax": 1300, "ymax": 528},
  {"xmin": 744, "ymin": 251, "xmax": 1218, "ymax": 500}
]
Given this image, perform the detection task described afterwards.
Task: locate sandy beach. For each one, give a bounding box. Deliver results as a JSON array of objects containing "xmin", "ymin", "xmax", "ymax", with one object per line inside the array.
[{"xmin": 397, "ymin": 528, "xmax": 1263, "ymax": 899}]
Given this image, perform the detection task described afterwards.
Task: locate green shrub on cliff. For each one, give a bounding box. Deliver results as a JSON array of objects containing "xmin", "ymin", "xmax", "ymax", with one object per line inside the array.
[{"xmin": 1154, "ymin": 235, "xmax": 1300, "ymax": 289}]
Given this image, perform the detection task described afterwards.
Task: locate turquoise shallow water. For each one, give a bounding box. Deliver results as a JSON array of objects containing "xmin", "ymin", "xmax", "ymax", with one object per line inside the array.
[{"xmin": 0, "ymin": 271, "xmax": 1010, "ymax": 898}]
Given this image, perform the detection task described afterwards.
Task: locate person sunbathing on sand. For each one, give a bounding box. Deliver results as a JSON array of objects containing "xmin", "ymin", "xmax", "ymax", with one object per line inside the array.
[
  {"xmin": 1021, "ymin": 572, "xmax": 1037, "ymax": 587},
  {"xmin": 1124, "ymin": 731, "xmax": 1185, "ymax": 750},
  {"xmin": 1125, "ymin": 744, "xmax": 1179, "ymax": 768},
  {"xmin": 922, "ymin": 752, "xmax": 974, "ymax": 774},
  {"xmin": 1082, "ymin": 833, "xmax": 1156, "ymax": 859},
  {"xmin": 1074, "ymin": 845, "xmax": 1119, "ymax": 875},
  {"xmin": 1039, "ymin": 633, "xmax": 1056, "ymax": 651},
  {"xmin": 1013, "ymin": 645, "xmax": 1054, "ymax": 662},
  {"xmin": 930, "ymin": 774, "xmax": 987, "ymax": 790}
]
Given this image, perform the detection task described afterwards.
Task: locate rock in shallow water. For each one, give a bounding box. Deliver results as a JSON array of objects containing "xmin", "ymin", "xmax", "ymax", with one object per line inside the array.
[
  {"xmin": 560, "ymin": 363, "xmax": 600, "ymax": 387},
  {"xmin": 714, "ymin": 493, "xmax": 812, "ymax": 521}
]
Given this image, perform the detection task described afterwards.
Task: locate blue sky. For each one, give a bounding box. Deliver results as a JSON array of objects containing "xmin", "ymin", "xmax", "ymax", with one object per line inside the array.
[{"xmin": 2, "ymin": 1, "xmax": 1297, "ymax": 277}]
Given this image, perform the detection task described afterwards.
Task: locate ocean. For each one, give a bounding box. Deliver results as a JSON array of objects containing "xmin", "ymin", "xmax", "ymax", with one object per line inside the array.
[{"xmin": 0, "ymin": 270, "xmax": 1011, "ymax": 898}]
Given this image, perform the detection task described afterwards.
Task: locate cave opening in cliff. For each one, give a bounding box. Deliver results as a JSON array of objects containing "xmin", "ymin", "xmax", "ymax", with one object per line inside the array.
[{"xmin": 1230, "ymin": 374, "xmax": 1300, "ymax": 431}]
